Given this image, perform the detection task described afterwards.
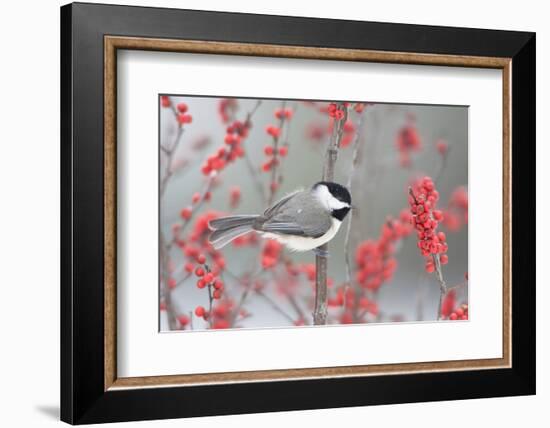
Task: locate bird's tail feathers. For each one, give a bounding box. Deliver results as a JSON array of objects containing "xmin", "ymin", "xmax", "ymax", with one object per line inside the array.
[
  {"xmin": 208, "ymin": 215, "xmax": 258, "ymax": 231},
  {"xmin": 208, "ymin": 215, "xmax": 259, "ymax": 249}
]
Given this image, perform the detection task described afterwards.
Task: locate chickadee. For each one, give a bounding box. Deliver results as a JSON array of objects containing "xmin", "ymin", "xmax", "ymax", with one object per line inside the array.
[{"xmin": 208, "ymin": 181, "xmax": 352, "ymax": 256}]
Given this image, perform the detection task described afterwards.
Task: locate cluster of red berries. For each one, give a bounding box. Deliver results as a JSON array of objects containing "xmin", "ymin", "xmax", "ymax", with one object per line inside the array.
[
  {"xmin": 262, "ymin": 144, "xmax": 288, "ymax": 172},
  {"xmin": 262, "ymin": 107, "xmax": 292, "ymax": 174},
  {"xmin": 355, "ymin": 211, "xmax": 413, "ymax": 291},
  {"xmin": 408, "ymin": 177, "xmax": 449, "ymax": 273},
  {"xmin": 441, "ymin": 186, "xmax": 468, "ymax": 232},
  {"xmin": 261, "ymin": 239, "xmax": 282, "ymax": 269},
  {"xmin": 160, "ymin": 96, "xmax": 193, "ymax": 124},
  {"xmin": 448, "ymin": 304, "xmax": 469, "ymax": 320},
  {"xmin": 201, "ymin": 119, "xmax": 250, "ymax": 176},
  {"xmin": 175, "ymin": 102, "xmax": 192, "ymax": 125},
  {"xmin": 443, "ymin": 186, "xmax": 468, "ymax": 232},
  {"xmin": 326, "ymin": 117, "xmax": 356, "ymax": 148},
  {"xmin": 218, "ymin": 98, "xmax": 238, "ymax": 124},
  {"xmin": 274, "ymin": 107, "xmax": 293, "ymax": 120},
  {"xmin": 194, "ymin": 299, "xmax": 240, "ymax": 329},
  {"xmin": 179, "ymin": 190, "xmax": 213, "ymax": 222},
  {"xmin": 172, "ymin": 211, "xmax": 226, "ymax": 282},
  {"xmin": 396, "ymin": 123, "xmax": 422, "ymax": 167},
  {"xmin": 327, "ymin": 103, "xmax": 346, "ymax": 119},
  {"xmin": 328, "ymin": 286, "xmax": 379, "ymax": 316},
  {"xmin": 194, "ymin": 260, "xmax": 224, "ymax": 299},
  {"xmin": 440, "ymin": 289, "xmax": 468, "ymax": 320}
]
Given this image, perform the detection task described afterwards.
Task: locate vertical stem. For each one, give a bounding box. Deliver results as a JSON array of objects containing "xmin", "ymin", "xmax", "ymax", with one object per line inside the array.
[
  {"xmin": 159, "ymin": 232, "xmax": 178, "ymax": 330},
  {"xmin": 432, "ymin": 253, "xmax": 447, "ymax": 320},
  {"xmin": 343, "ymin": 112, "xmax": 366, "ymax": 320},
  {"xmin": 313, "ymin": 103, "xmax": 348, "ymax": 325}
]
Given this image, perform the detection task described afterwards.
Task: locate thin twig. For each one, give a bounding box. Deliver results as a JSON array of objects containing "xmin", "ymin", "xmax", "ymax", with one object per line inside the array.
[
  {"xmin": 158, "ymin": 96, "xmax": 185, "ymax": 330},
  {"xmin": 205, "ymin": 264, "xmax": 214, "ymax": 328},
  {"xmin": 343, "ymin": 111, "xmax": 367, "ymax": 319},
  {"xmin": 242, "ymin": 100, "xmax": 267, "ymax": 203},
  {"xmin": 159, "ymin": 232, "xmax": 178, "ymax": 330},
  {"xmin": 433, "ymin": 254, "xmax": 448, "ymax": 320},
  {"xmin": 313, "ymin": 103, "xmax": 348, "ymax": 325},
  {"xmin": 243, "ymin": 151, "xmax": 267, "ymax": 204}
]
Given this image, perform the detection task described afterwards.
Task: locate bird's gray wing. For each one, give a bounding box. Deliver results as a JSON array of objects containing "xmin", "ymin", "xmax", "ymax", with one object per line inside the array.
[
  {"xmin": 261, "ymin": 195, "xmax": 332, "ymax": 238},
  {"xmin": 262, "ymin": 189, "xmax": 302, "ymax": 218}
]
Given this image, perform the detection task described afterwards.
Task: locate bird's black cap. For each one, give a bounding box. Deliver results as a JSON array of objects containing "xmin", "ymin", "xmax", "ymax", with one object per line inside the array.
[{"xmin": 314, "ymin": 181, "xmax": 352, "ymax": 205}]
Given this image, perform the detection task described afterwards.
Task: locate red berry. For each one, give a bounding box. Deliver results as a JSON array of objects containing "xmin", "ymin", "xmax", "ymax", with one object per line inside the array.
[
  {"xmin": 196, "ymin": 279, "xmax": 206, "ymax": 289},
  {"xmin": 197, "ymin": 254, "xmax": 206, "ymax": 264},
  {"xmin": 440, "ymin": 254, "xmax": 449, "ymax": 265},
  {"xmin": 168, "ymin": 278, "xmax": 177, "ymax": 289},
  {"xmin": 176, "ymin": 102, "xmax": 188, "ymax": 113},
  {"xmin": 278, "ymin": 146, "xmax": 288, "ymax": 157},
  {"xmin": 180, "ymin": 207, "xmax": 192, "ymax": 220},
  {"xmin": 449, "ymin": 313, "xmax": 458, "ymax": 320},
  {"xmin": 178, "ymin": 314, "xmax": 189, "ymax": 325},
  {"xmin": 195, "ymin": 267, "xmax": 205, "ymax": 277},
  {"xmin": 264, "ymin": 145, "xmax": 274, "ymax": 156},
  {"xmin": 425, "ymin": 261, "xmax": 435, "ymax": 273},
  {"xmin": 160, "ymin": 96, "xmax": 171, "ymax": 108},
  {"xmin": 262, "ymin": 161, "xmax": 271, "ymax": 172},
  {"xmin": 214, "ymin": 279, "xmax": 224, "ymax": 290},
  {"xmin": 195, "ymin": 306, "xmax": 205, "ymax": 317},
  {"xmin": 266, "ymin": 125, "xmax": 281, "ymax": 138},
  {"xmin": 213, "ymin": 289, "xmax": 222, "ymax": 299},
  {"xmin": 177, "ymin": 113, "xmax": 193, "ymax": 124},
  {"xmin": 184, "ymin": 262, "xmax": 194, "ymax": 273},
  {"xmin": 204, "ymin": 272, "xmax": 214, "ymax": 283}
]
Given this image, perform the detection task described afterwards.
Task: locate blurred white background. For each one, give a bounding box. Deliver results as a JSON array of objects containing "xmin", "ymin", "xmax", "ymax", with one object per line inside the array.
[{"xmin": 0, "ymin": 0, "xmax": 545, "ymax": 427}]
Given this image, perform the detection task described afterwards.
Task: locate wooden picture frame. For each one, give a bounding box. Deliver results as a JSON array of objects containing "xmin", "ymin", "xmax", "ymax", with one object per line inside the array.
[{"xmin": 61, "ymin": 2, "xmax": 535, "ymax": 424}]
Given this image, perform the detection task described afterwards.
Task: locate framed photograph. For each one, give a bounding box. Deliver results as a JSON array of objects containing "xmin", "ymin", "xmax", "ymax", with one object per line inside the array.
[{"xmin": 61, "ymin": 2, "xmax": 535, "ymax": 424}]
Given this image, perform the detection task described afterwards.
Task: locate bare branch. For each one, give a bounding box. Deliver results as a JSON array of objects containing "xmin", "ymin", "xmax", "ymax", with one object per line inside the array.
[{"xmin": 313, "ymin": 103, "xmax": 348, "ymax": 325}]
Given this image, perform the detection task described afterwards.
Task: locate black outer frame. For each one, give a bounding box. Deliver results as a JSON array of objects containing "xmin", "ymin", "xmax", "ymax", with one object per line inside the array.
[{"xmin": 60, "ymin": 2, "xmax": 535, "ymax": 424}]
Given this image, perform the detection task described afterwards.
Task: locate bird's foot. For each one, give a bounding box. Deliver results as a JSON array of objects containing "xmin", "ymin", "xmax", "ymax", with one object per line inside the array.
[{"xmin": 313, "ymin": 247, "xmax": 329, "ymax": 258}]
